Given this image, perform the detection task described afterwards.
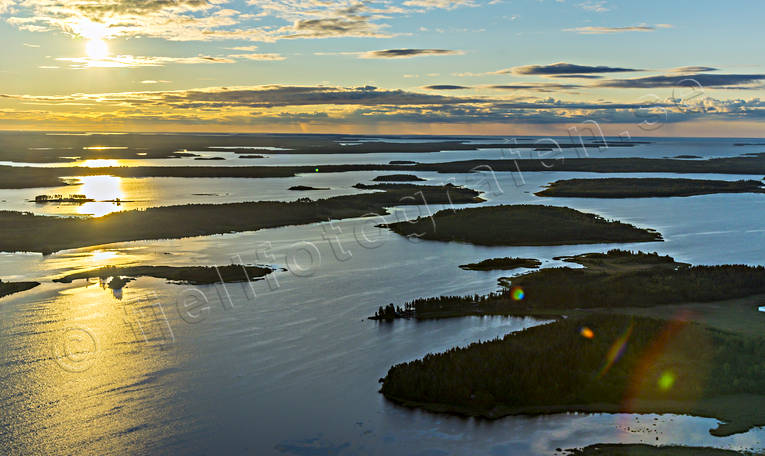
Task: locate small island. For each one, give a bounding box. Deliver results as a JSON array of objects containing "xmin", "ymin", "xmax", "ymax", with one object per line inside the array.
[
  {"xmin": 382, "ymin": 205, "xmax": 662, "ymax": 246},
  {"xmin": 0, "ymin": 279, "xmax": 40, "ymax": 298},
  {"xmin": 459, "ymin": 257, "xmax": 541, "ymax": 271},
  {"xmin": 238, "ymin": 155, "xmax": 266, "ymax": 159},
  {"xmin": 288, "ymin": 185, "xmax": 330, "ymax": 191},
  {"xmin": 372, "ymin": 174, "xmax": 426, "ymax": 182},
  {"xmin": 673, "ymin": 155, "xmax": 702, "ymax": 159},
  {"xmin": 535, "ymin": 178, "xmax": 765, "ymax": 198},
  {"xmin": 54, "ymin": 264, "xmax": 275, "ymax": 286},
  {"xmin": 194, "ymin": 157, "xmax": 226, "ymax": 161},
  {"xmin": 389, "ymin": 160, "xmax": 417, "ymax": 165}
]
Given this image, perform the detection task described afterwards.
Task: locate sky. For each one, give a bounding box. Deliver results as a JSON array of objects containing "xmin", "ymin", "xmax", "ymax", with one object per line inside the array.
[{"xmin": 0, "ymin": 0, "xmax": 764, "ymax": 136}]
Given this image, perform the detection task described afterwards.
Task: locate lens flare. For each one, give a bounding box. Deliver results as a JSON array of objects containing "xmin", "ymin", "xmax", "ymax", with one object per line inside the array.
[
  {"xmin": 658, "ymin": 371, "xmax": 676, "ymax": 391},
  {"xmin": 580, "ymin": 327, "xmax": 595, "ymax": 339},
  {"xmin": 598, "ymin": 322, "xmax": 633, "ymax": 378},
  {"xmin": 510, "ymin": 286, "xmax": 525, "ymax": 301}
]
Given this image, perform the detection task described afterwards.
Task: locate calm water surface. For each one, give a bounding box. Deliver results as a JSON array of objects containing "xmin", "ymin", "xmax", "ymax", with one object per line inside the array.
[{"xmin": 1, "ymin": 138, "xmax": 765, "ymax": 455}]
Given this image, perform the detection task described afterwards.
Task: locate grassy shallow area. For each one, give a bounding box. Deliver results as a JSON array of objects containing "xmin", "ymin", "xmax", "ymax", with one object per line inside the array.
[
  {"xmin": 564, "ymin": 444, "xmax": 760, "ymax": 455},
  {"xmin": 0, "ymin": 279, "xmax": 40, "ymax": 299},
  {"xmin": 459, "ymin": 257, "xmax": 541, "ymax": 271},
  {"xmin": 54, "ymin": 265, "xmax": 274, "ymax": 286},
  {"xmin": 380, "ymin": 314, "xmax": 765, "ymax": 437},
  {"xmin": 383, "ymin": 205, "xmax": 662, "ymax": 246},
  {"xmin": 0, "ymin": 184, "xmax": 481, "ymax": 254},
  {"xmin": 536, "ymin": 178, "xmax": 765, "ymax": 198}
]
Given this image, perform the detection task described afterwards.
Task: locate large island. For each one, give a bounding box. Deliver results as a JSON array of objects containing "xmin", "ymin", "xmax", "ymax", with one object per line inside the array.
[{"xmin": 383, "ymin": 205, "xmax": 662, "ymax": 246}]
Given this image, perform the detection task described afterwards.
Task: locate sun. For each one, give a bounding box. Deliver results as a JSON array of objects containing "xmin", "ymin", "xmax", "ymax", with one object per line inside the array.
[{"xmin": 86, "ymin": 39, "xmax": 109, "ymax": 60}]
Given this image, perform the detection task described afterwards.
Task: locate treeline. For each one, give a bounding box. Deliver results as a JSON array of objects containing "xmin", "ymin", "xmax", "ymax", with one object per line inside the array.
[
  {"xmin": 380, "ymin": 314, "xmax": 765, "ymax": 417},
  {"xmin": 371, "ymin": 251, "xmax": 765, "ymax": 319},
  {"xmin": 511, "ymin": 263, "xmax": 765, "ymax": 309},
  {"xmin": 384, "ymin": 205, "xmax": 662, "ymax": 246}
]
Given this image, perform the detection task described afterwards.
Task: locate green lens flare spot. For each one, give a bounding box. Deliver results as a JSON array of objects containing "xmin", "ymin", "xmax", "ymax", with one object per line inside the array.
[{"xmin": 658, "ymin": 371, "xmax": 676, "ymax": 391}]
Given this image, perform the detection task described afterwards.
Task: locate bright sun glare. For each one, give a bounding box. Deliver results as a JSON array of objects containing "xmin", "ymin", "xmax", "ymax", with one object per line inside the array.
[{"xmin": 86, "ymin": 39, "xmax": 109, "ymax": 60}]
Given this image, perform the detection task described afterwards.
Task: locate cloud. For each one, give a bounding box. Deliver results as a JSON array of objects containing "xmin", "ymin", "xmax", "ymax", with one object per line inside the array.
[
  {"xmin": 512, "ymin": 62, "xmax": 641, "ymax": 75},
  {"xmin": 360, "ymin": 48, "xmax": 463, "ymax": 58},
  {"xmin": 424, "ymin": 85, "xmax": 470, "ymax": 90},
  {"xmin": 578, "ymin": 1, "xmax": 609, "ymax": 13},
  {"xmin": 1, "ymin": 0, "xmax": 478, "ymax": 42},
  {"xmin": 670, "ymin": 66, "xmax": 718, "ymax": 74},
  {"xmin": 23, "ymin": 42, "xmax": 40, "ymax": 47},
  {"xmin": 4, "ymin": 85, "xmax": 765, "ymax": 128},
  {"xmin": 228, "ymin": 45, "xmax": 260, "ymax": 52},
  {"xmin": 487, "ymin": 83, "xmax": 582, "ymax": 92},
  {"xmin": 402, "ymin": 0, "xmax": 477, "ymax": 10},
  {"xmin": 141, "ymin": 80, "xmax": 171, "ymax": 84},
  {"xmin": 596, "ymin": 73, "xmax": 765, "ymax": 89},
  {"xmin": 227, "ymin": 53, "xmax": 285, "ymax": 61},
  {"xmin": 564, "ymin": 25, "xmax": 662, "ymax": 34},
  {"xmin": 56, "ymin": 54, "xmax": 236, "ymax": 69}
]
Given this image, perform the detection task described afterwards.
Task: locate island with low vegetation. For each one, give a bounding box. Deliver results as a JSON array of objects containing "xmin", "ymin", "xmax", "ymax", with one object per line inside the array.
[
  {"xmin": 459, "ymin": 257, "xmax": 541, "ymax": 271},
  {"xmin": 54, "ymin": 264, "xmax": 274, "ymax": 287},
  {"xmin": 383, "ymin": 205, "xmax": 662, "ymax": 246},
  {"xmin": 0, "ymin": 184, "xmax": 482, "ymax": 254},
  {"xmin": 0, "ymin": 279, "xmax": 40, "ymax": 298},
  {"xmin": 372, "ymin": 174, "xmax": 426, "ymax": 182},
  {"xmin": 536, "ymin": 178, "xmax": 765, "ymax": 198},
  {"xmin": 239, "ymin": 155, "xmax": 266, "ymax": 159}
]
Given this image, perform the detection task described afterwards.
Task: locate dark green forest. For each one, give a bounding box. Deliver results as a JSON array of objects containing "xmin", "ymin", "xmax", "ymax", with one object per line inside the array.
[
  {"xmin": 381, "ymin": 314, "xmax": 765, "ymax": 418},
  {"xmin": 536, "ymin": 178, "xmax": 765, "ymax": 198},
  {"xmin": 384, "ymin": 205, "xmax": 662, "ymax": 246}
]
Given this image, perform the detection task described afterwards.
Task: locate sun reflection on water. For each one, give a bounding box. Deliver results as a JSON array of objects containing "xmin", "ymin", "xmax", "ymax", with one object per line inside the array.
[
  {"xmin": 79, "ymin": 159, "xmax": 121, "ymax": 168},
  {"xmin": 75, "ymin": 175, "xmax": 124, "ymax": 217}
]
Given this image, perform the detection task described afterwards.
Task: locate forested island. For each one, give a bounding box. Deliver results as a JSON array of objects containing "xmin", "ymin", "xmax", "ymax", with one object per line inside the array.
[
  {"xmin": 54, "ymin": 264, "xmax": 274, "ymax": 286},
  {"xmin": 371, "ymin": 251, "xmax": 765, "ymax": 320},
  {"xmin": 288, "ymin": 185, "xmax": 329, "ymax": 191},
  {"xmin": 459, "ymin": 257, "xmax": 541, "ymax": 271},
  {"xmin": 12, "ymin": 151, "xmax": 765, "ymax": 190},
  {"xmin": 375, "ymin": 250, "xmax": 765, "ymax": 436},
  {"xmin": 12, "ymin": 151, "xmax": 765, "ymax": 189},
  {"xmin": 565, "ymin": 444, "xmax": 758, "ymax": 455},
  {"xmin": 383, "ymin": 205, "xmax": 662, "ymax": 246},
  {"xmin": 0, "ymin": 279, "xmax": 40, "ymax": 298},
  {"xmin": 380, "ymin": 313, "xmax": 765, "ymax": 437},
  {"xmin": 0, "ymin": 184, "xmax": 482, "ymax": 254},
  {"xmin": 372, "ymin": 174, "xmax": 426, "ymax": 182},
  {"xmin": 536, "ymin": 178, "xmax": 765, "ymax": 198}
]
